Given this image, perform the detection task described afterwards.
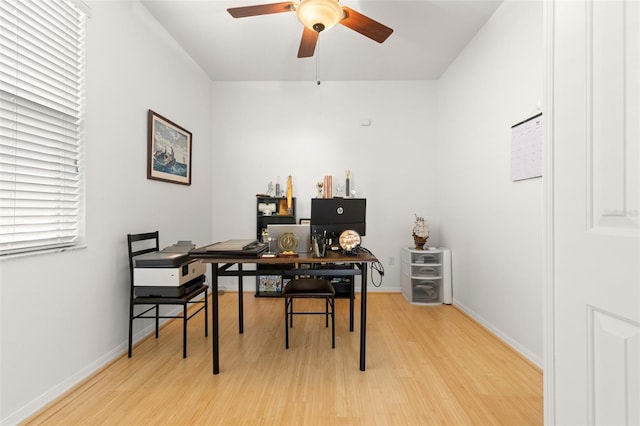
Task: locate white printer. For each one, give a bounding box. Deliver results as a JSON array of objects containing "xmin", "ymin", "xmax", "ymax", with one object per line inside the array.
[{"xmin": 133, "ymin": 241, "xmax": 206, "ymax": 297}]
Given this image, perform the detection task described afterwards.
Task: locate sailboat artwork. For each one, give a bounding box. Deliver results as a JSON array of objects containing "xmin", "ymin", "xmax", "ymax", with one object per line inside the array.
[
  {"xmin": 147, "ymin": 110, "xmax": 192, "ymax": 185},
  {"xmin": 152, "ymin": 125, "xmax": 187, "ymax": 175},
  {"xmin": 154, "ymin": 145, "xmax": 176, "ymax": 169}
]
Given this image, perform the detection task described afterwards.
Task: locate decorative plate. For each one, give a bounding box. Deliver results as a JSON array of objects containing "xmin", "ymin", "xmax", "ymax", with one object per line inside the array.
[{"xmin": 339, "ymin": 229, "xmax": 361, "ymax": 252}]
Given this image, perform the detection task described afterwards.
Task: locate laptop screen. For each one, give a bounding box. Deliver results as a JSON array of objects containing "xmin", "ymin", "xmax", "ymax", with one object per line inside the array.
[{"xmin": 267, "ymin": 224, "xmax": 311, "ymax": 254}]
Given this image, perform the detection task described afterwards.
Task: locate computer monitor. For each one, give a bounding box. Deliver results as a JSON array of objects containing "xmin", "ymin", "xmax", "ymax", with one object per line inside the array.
[{"xmin": 311, "ymin": 198, "xmax": 366, "ymax": 237}]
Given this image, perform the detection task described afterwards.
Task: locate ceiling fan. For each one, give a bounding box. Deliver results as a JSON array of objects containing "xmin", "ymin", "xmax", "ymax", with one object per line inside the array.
[{"xmin": 227, "ymin": 0, "xmax": 393, "ymax": 58}]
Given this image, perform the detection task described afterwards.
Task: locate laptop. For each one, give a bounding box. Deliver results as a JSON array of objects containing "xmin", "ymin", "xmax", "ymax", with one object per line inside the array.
[{"xmin": 267, "ymin": 224, "xmax": 311, "ymax": 254}]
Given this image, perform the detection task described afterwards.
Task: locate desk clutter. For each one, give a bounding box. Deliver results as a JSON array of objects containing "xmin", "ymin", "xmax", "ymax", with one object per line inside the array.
[
  {"xmin": 184, "ymin": 190, "xmax": 381, "ymax": 300},
  {"xmin": 251, "ymin": 192, "xmax": 371, "ymax": 297}
]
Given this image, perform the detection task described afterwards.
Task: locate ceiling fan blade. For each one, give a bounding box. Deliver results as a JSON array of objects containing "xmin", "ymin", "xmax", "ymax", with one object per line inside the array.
[
  {"xmin": 340, "ymin": 7, "xmax": 393, "ymax": 43},
  {"xmin": 297, "ymin": 27, "xmax": 319, "ymax": 58},
  {"xmin": 227, "ymin": 2, "xmax": 295, "ymax": 18}
]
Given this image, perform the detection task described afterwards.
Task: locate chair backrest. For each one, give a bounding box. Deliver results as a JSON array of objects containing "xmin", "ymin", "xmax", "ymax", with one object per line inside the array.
[{"xmin": 127, "ymin": 231, "xmax": 159, "ymax": 287}]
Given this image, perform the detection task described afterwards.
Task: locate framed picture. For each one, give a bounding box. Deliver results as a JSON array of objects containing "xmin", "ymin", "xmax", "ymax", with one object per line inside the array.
[{"xmin": 147, "ymin": 110, "xmax": 192, "ymax": 185}]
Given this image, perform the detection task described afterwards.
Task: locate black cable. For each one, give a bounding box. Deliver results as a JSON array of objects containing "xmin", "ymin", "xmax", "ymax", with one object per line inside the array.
[{"xmin": 360, "ymin": 247, "xmax": 384, "ymax": 288}]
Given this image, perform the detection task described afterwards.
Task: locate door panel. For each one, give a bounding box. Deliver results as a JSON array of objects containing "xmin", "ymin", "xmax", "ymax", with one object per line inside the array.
[
  {"xmin": 589, "ymin": 0, "xmax": 640, "ymax": 233},
  {"xmin": 588, "ymin": 307, "xmax": 640, "ymax": 425},
  {"xmin": 546, "ymin": 0, "xmax": 640, "ymax": 424}
]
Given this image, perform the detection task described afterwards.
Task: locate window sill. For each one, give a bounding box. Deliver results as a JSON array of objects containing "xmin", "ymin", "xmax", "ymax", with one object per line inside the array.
[{"xmin": 0, "ymin": 245, "xmax": 88, "ymax": 262}]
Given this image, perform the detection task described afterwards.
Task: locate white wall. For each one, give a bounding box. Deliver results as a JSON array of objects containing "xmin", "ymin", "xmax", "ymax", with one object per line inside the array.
[
  {"xmin": 435, "ymin": 0, "xmax": 543, "ymax": 364},
  {"xmin": 209, "ymin": 81, "xmax": 440, "ymax": 291},
  {"xmin": 0, "ymin": 1, "xmax": 212, "ymax": 423}
]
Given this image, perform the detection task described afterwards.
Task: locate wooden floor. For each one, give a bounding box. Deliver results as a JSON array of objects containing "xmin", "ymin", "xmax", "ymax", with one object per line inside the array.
[{"xmin": 25, "ymin": 292, "xmax": 542, "ymax": 425}]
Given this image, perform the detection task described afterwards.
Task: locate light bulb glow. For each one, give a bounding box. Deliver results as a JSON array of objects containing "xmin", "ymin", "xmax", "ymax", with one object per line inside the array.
[{"xmin": 296, "ymin": 0, "xmax": 343, "ymax": 32}]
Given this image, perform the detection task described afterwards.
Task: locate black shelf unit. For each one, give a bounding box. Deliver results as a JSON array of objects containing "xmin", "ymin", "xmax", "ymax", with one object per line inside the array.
[
  {"xmin": 311, "ymin": 263, "xmax": 355, "ymax": 299},
  {"xmin": 255, "ymin": 196, "xmax": 296, "ymax": 296},
  {"xmin": 256, "ymin": 196, "xmax": 296, "ymax": 240}
]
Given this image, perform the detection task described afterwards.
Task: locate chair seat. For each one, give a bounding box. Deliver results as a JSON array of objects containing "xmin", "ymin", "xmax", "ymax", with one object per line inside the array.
[
  {"xmin": 283, "ymin": 278, "xmax": 335, "ymax": 349},
  {"xmin": 283, "ymin": 278, "xmax": 335, "ymax": 297}
]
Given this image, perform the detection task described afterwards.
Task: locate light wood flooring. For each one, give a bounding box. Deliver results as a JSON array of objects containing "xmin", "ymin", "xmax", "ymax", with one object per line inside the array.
[{"xmin": 25, "ymin": 292, "xmax": 542, "ymax": 425}]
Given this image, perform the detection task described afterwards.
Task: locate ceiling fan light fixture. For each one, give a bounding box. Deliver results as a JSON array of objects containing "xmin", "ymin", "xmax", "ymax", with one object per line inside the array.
[{"xmin": 296, "ymin": 0, "xmax": 343, "ymax": 32}]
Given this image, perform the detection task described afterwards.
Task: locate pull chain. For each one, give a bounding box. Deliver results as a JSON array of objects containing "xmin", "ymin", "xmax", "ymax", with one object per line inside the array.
[{"xmin": 316, "ymin": 38, "xmax": 321, "ymax": 85}]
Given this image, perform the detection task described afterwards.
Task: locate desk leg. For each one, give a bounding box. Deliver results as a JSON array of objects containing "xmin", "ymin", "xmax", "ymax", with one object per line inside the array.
[
  {"xmin": 349, "ymin": 279, "xmax": 355, "ymax": 332},
  {"xmin": 238, "ymin": 264, "xmax": 244, "ymax": 334},
  {"xmin": 212, "ymin": 263, "xmax": 220, "ymax": 375},
  {"xmin": 360, "ymin": 263, "xmax": 367, "ymax": 371}
]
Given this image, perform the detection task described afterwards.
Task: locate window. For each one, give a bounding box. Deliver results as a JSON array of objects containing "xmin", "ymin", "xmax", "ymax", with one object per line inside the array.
[{"xmin": 0, "ymin": 0, "xmax": 86, "ymax": 256}]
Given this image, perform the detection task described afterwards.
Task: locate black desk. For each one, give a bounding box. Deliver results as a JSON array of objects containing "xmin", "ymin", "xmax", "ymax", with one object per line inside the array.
[{"xmin": 190, "ymin": 251, "xmax": 378, "ymax": 374}]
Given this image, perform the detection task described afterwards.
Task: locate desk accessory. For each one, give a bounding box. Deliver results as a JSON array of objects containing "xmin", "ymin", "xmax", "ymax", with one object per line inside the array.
[
  {"xmin": 323, "ymin": 175, "xmax": 332, "ymax": 198},
  {"xmin": 278, "ymin": 252, "xmax": 299, "ymax": 258},
  {"xmin": 277, "ymin": 231, "xmax": 302, "ymax": 257},
  {"xmin": 312, "ymin": 233, "xmax": 326, "ymax": 257},
  {"xmin": 338, "ymin": 229, "xmax": 361, "ymax": 254},
  {"xmin": 258, "ymin": 202, "xmax": 276, "ymax": 216},
  {"xmin": 345, "ymin": 169, "xmax": 350, "ymax": 196},
  {"xmin": 412, "ymin": 214, "xmax": 429, "ymax": 250},
  {"xmin": 277, "ymin": 231, "xmax": 299, "ymax": 252},
  {"xmin": 286, "ymin": 175, "xmax": 293, "ymax": 214}
]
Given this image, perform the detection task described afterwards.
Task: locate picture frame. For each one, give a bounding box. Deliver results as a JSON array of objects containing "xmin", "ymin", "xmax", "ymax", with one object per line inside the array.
[{"xmin": 147, "ymin": 109, "xmax": 192, "ymax": 185}]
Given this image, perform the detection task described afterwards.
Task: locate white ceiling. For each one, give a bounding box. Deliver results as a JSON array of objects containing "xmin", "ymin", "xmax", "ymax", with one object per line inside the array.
[{"xmin": 140, "ymin": 0, "xmax": 503, "ymax": 82}]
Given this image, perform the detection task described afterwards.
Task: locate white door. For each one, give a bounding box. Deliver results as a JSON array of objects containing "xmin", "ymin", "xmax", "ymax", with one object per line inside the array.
[{"xmin": 546, "ymin": 0, "xmax": 640, "ymax": 424}]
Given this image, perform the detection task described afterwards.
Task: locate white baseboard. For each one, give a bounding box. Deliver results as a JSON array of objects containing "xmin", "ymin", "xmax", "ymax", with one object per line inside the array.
[
  {"xmin": 2, "ymin": 342, "xmax": 124, "ymax": 426},
  {"xmin": 453, "ymin": 299, "xmax": 542, "ymax": 368},
  {"xmin": 1, "ymin": 304, "xmax": 188, "ymax": 426}
]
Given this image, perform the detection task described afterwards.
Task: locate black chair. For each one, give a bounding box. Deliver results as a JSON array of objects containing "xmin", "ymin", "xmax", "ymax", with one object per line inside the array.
[
  {"xmin": 283, "ymin": 278, "xmax": 335, "ymax": 349},
  {"xmin": 128, "ymin": 231, "xmax": 208, "ymax": 358}
]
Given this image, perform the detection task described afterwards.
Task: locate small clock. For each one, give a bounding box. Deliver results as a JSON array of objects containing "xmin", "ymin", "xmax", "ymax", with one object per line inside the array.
[
  {"xmin": 277, "ymin": 232, "xmax": 299, "ymax": 253},
  {"xmin": 339, "ymin": 229, "xmax": 361, "ymax": 254}
]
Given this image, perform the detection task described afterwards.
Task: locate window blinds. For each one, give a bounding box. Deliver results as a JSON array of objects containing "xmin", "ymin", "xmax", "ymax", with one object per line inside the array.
[{"xmin": 0, "ymin": 0, "xmax": 86, "ymax": 255}]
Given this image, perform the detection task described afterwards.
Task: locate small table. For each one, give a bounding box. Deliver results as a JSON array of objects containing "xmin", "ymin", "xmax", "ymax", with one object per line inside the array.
[{"xmin": 190, "ymin": 250, "xmax": 378, "ymax": 374}]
